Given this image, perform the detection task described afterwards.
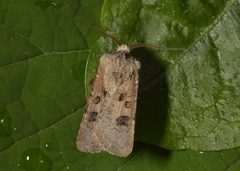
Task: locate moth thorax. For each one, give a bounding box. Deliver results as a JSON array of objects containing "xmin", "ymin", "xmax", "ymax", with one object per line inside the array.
[{"xmin": 117, "ymin": 44, "xmax": 130, "ymax": 53}]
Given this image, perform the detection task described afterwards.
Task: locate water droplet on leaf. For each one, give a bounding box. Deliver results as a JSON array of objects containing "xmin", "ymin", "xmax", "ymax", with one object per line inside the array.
[{"xmin": 44, "ymin": 142, "xmax": 54, "ymax": 151}]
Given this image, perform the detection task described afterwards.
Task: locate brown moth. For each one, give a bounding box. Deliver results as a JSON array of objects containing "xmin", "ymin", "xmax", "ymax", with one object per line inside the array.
[
  {"xmin": 73, "ymin": 18, "xmax": 184, "ymax": 157},
  {"xmin": 72, "ymin": 18, "xmax": 141, "ymax": 157},
  {"xmin": 76, "ymin": 44, "xmax": 140, "ymax": 157}
]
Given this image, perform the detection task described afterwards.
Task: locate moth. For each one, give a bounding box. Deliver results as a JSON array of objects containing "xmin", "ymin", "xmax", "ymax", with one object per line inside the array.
[
  {"xmin": 73, "ymin": 18, "xmax": 184, "ymax": 157},
  {"xmin": 77, "ymin": 44, "xmax": 139, "ymax": 157}
]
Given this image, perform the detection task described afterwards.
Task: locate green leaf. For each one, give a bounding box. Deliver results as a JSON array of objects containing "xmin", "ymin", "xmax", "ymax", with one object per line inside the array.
[
  {"xmin": 1, "ymin": 0, "xmax": 240, "ymax": 171},
  {"xmin": 88, "ymin": 0, "xmax": 240, "ymax": 151}
]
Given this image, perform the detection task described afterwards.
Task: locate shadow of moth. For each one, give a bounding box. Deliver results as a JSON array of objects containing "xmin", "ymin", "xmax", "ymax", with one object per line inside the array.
[{"xmin": 73, "ymin": 18, "xmax": 184, "ymax": 157}]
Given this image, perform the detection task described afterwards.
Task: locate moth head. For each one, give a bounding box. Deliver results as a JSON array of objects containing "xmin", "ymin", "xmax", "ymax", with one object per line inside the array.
[{"xmin": 117, "ymin": 44, "xmax": 130, "ymax": 53}]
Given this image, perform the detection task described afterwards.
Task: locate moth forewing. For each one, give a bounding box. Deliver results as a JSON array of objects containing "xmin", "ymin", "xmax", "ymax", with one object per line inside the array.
[
  {"xmin": 76, "ymin": 63, "xmax": 105, "ymax": 152},
  {"xmin": 76, "ymin": 45, "xmax": 140, "ymax": 157}
]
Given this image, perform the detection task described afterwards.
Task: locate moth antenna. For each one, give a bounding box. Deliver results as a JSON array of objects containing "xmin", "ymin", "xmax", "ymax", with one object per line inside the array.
[
  {"xmin": 72, "ymin": 17, "xmax": 121, "ymax": 46},
  {"xmin": 130, "ymin": 43, "xmax": 185, "ymax": 51}
]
